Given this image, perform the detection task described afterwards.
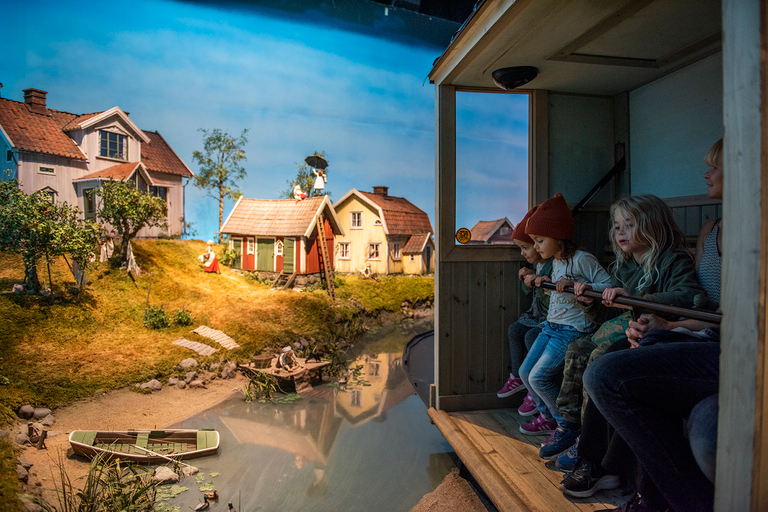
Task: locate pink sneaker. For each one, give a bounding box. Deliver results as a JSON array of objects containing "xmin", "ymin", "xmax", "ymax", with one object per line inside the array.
[
  {"xmin": 519, "ymin": 413, "xmax": 557, "ymax": 436},
  {"xmin": 517, "ymin": 392, "xmax": 537, "ymax": 416},
  {"xmin": 497, "ymin": 374, "xmax": 526, "ymax": 398}
]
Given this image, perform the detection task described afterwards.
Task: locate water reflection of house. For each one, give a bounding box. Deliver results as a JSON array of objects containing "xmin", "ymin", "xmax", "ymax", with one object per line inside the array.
[
  {"xmin": 467, "ymin": 218, "xmax": 515, "ymax": 245},
  {"xmin": 218, "ymin": 386, "xmax": 342, "ymax": 467},
  {"xmin": 335, "ymin": 353, "xmax": 413, "ymax": 426}
]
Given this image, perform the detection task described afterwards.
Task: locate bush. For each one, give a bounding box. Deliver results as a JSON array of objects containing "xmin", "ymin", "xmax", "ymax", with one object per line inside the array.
[
  {"xmin": 143, "ymin": 305, "xmax": 170, "ymax": 330},
  {"xmin": 219, "ymin": 247, "xmax": 238, "ymax": 267},
  {"xmin": 172, "ymin": 307, "xmax": 193, "ymax": 326}
]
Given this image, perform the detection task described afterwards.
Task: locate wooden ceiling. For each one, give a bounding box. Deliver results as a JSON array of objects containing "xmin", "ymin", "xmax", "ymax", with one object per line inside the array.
[{"xmin": 429, "ymin": 0, "xmax": 722, "ymax": 96}]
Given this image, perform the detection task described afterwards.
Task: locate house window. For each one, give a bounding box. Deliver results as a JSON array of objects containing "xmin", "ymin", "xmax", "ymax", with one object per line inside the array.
[
  {"xmin": 338, "ymin": 242, "xmax": 350, "ymax": 259},
  {"xmin": 137, "ymin": 175, "xmax": 147, "ymax": 193},
  {"xmin": 6, "ymin": 150, "xmax": 12, "ymax": 162},
  {"xmin": 351, "ymin": 211, "xmax": 362, "ymax": 229},
  {"xmin": 350, "ymin": 389, "xmax": 362, "ymax": 407},
  {"xmin": 149, "ymin": 186, "xmax": 167, "ymax": 201},
  {"xmin": 99, "ymin": 130, "xmax": 127, "ymax": 160},
  {"xmin": 410, "ymin": 254, "xmax": 415, "ymax": 262},
  {"xmin": 38, "ymin": 166, "xmax": 55, "ymax": 175},
  {"xmin": 247, "ymin": 238, "xmax": 255, "ymax": 255},
  {"xmin": 392, "ymin": 242, "xmax": 401, "ymax": 260},
  {"xmin": 374, "ymin": 219, "xmax": 382, "ymax": 226},
  {"xmin": 276, "ymin": 240, "xmax": 284, "ymax": 256},
  {"xmin": 500, "ymin": 226, "xmax": 511, "ymax": 236},
  {"xmin": 367, "ymin": 242, "xmax": 380, "ymax": 260},
  {"xmin": 83, "ymin": 188, "xmax": 97, "ymax": 220}
]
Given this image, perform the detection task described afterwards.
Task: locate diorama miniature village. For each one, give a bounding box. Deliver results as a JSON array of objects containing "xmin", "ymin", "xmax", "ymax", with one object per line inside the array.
[{"xmin": 0, "ymin": 90, "xmax": 444, "ymax": 511}]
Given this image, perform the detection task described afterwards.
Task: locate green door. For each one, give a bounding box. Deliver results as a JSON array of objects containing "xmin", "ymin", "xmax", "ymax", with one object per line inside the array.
[
  {"xmin": 256, "ymin": 238, "xmax": 273, "ymax": 271},
  {"xmin": 283, "ymin": 238, "xmax": 295, "ymax": 273},
  {"xmin": 232, "ymin": 239, "xmax": 242, "ymax": 269}
]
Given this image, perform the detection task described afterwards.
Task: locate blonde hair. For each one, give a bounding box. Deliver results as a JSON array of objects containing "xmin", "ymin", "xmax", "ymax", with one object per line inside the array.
[
  {"xmin": 704, "ymin": 138, "xmax": 723, "ymax": 169},
  {"xmin": 609, "ymin": 195, "xmax": 685, "ymax": 290}
]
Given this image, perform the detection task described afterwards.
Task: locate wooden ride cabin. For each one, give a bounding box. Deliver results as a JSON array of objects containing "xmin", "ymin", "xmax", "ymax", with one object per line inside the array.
[{"xmin": 428, "ymin": 1, "xmax": 766, "ymax": 511}]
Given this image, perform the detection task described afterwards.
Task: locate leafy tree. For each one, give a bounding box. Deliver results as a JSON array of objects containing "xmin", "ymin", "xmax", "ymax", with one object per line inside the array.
[
  {"xmin": 281, "ymin": 153, "xmax": 330, "ymax": 199},
  {"xmin": 0, "ymin": 180, "xmax": 100, "ymax": 292},
  {"xmin": 92, "ymin": 180, "xmax": 168, "ymax": 264},
  {"xmin": 191, "ymin": 128, "xmax": 249, "ymax": 239}
]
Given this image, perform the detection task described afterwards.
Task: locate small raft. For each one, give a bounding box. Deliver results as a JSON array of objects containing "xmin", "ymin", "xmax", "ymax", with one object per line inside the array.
[{"xmin": 69, "ymin": 429, "xmax": 219, "ymax": 464}]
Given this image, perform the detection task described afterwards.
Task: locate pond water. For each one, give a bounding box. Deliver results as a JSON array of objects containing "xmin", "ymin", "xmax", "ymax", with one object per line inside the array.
[{"xmin": 161, "ymin": 317, "xmax": 455, "ymax": 512}]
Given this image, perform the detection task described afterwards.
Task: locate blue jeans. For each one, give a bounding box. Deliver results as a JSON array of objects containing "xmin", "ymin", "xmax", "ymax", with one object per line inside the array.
[
  {"xmin": 519, "ymin": 321, "xmax": 590, "ymax": 424},
  {"xmin": 688, "ymin": 393, "xmax": 718, "ymax": 484},
  {"xmin": 584, "ymin": 341, "xmax": 720, "ymax": 512},
  {"xmin": 507, "ymin": 320, "xmax": 543, "ymax": 377}
]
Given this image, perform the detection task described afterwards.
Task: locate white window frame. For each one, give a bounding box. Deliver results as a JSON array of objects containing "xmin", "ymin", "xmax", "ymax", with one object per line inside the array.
[
  {"xmin": 276, "ymin": 240, "xmax": 284, "ymax": 256},
  {"xmin": 338, "ymin": 242, "xmax": 350, "ymax": 260},
  {"xmin": 99, "ymin": 129, "xmax": 127, "ymax": 161},
  {"xmin": 351, "ymin": 211, "xmax": 362, "ymax": 229},
  {"xmin": 392, "ymin": 242, "xmax": 401, "ymax": 260},
  {"xmin": 367, "ymin": 242, "xmax": 381, "ymax": 260},
  {"xmin": 247, "ymin": 238, "xmax": 255, "ymax": 255},
  {"xmin": 38, "ymin": 166, "xmax": 55, "ymax": 176}
]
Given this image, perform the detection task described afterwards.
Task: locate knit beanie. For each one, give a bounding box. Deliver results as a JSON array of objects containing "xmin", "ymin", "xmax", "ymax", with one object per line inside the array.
[
  {"xmin": 511, "ymin": 206, "xmax": 537, "ymax": 244},
  {"xmin": 524, "ymin": 193, "xmax": 574, "ymax": 240}
]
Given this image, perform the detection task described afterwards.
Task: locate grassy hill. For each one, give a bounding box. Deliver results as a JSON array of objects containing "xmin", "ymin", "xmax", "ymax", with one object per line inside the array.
[{"xmin": 0, "ymin": 239, "xmax": 434, "ymax": 425}]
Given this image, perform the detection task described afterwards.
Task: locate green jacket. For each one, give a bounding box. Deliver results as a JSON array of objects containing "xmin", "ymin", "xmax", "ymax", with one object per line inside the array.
[{"xmin": 584, "ymin": 249, "xmax": 705, "ymax": 324}]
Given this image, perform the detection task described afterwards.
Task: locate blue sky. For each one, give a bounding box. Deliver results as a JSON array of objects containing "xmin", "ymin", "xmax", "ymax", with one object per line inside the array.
[{"xmin": 3, "ymin": 0, "xmax": 529, "ymax": 241}]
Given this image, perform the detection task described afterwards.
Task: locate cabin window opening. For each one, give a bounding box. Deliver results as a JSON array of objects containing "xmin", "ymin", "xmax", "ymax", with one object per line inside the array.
[
  {"xmin": 6, "ymin": 150, "xmax": 13, "ymax": 162},
  {"xmin": 409, "ymin": 254, "xmax": 415, "ymax": 262},
  {"xmin": 247, "ymin": 238, "xmax": 255, "ymax": 255},
  {"xmin": 351, "ymin": 211, "xmax": 362, "ymax": 229},
  {"xmin": 455, "ymin": 91, "xmax": 529, "ymax": 245},
  {"xmin": 367, "ymin": 242, "xmax": 380, "ymax": 260},
  {"xmin": 149, "ymin": 186, "xmax": 167, "ymax": 201},
  {"xmin": 99, "ymin": 130, "xmax": 127, "ymax": 160},
  {"xmin": 338, "ymin": 242, "xmax": 350, "ymax": 259},
  {"xmin": 83, "ymin": 188, "xmax": 97, "ymax": 220},
  {"xmin": 374, "ymin": 219, "xmax": 382, "ymax": 226},
  {"xmin": 38, "ymin": 166, "xmax": 55, "ymax": 175},
  {"xmin": 392, "ymin": 242, "xmax": 401, "ymax": 260},
  {"xmin": 275, "ymin": 240, "xmax": 284, "ymax": 256}
]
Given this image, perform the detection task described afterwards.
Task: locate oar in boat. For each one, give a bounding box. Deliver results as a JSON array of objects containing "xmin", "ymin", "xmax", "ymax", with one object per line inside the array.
[
  {"xmin": 131, "ymin": 444, "xmax": 199, "ymax": 474},
  {"xmin": 538, "ymin": 281, "xmax": 722, "ymax": 324}
]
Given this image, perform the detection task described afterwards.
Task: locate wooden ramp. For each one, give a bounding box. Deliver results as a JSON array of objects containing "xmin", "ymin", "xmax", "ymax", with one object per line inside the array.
[
  {"xmin": 192, "ymin": 325, "xmax": 240, "ymax": 350},
  {"xmin": 428, "ymin": 408, "xmax": 628, "ymax": 512}
]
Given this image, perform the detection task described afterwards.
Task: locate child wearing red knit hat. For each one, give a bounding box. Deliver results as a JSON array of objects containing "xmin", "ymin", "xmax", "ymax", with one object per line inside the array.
[
  {"xmin": 517, "ymin": 193, "xmax": 612, "ymax": 437},
  {"xmin": 497, "ymin": 206, "xmax": 554, "ymax": 418}
]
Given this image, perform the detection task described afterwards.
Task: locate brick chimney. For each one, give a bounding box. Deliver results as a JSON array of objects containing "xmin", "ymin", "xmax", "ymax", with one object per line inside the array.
[
  {"xmin": 23, "ymin": 88, "xmax": 48, "ymax": 115},
  {"xmin": 373, "ymin": 186, "xmax": 388, "ymax": 196}
]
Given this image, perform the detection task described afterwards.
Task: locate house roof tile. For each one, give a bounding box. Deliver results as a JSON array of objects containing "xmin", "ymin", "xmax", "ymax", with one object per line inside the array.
[
  {"xmin": 357, "ymin": 191, "xmax": 433, "ymax": 235},
  {"xmin": 221, "ymin": 197, "xmax": 341, "ymax": 237},
  {"xmin": 403, "ymin": 233, "xmax": 432, "ymax": 253},
  {"xmin": 61, "ymin": 112, "xmax": 102, "ymax": 131},
  {"xmin": 0, "ymin": 98, "xmax": 85, "ymax": 160},
  {"xmin": 141, "ymin": 131, "xmax": 193, "ymax": 177},
  {"xmin": 469, "ymin": 218, "xmax": 514, "ymax": 242},
  {"xmin": 75, "ymin": 162, "xmax": 143, "ymax": 182}
]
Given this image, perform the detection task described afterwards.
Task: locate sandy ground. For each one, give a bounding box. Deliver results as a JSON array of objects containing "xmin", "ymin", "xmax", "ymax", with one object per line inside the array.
[{"xmin": 15, "ymin": 373, "xmax": 486, "ymax": 512}]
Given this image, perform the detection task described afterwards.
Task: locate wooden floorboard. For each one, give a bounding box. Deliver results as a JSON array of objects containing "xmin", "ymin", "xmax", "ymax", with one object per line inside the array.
[{"xmin": 429, "ymin": 407, "xmax": 630, "ymax": 512}]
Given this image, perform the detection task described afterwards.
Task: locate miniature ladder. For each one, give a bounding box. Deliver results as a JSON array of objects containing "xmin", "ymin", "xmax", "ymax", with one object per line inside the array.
[{"xmin": 316, "ymin": 214, "xmax": 336, "ymax": 300}]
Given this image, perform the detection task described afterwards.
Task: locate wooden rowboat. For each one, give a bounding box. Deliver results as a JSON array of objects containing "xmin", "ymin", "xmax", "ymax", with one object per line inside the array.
[{"xmin": 69, "ymin": 429, "xmax": 219, "ymax": 464}]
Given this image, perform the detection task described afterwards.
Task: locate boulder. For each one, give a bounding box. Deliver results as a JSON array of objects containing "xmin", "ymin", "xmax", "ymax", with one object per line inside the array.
[
  {"xmin": 188, "ymin": 380, "xmax": 207, "ymax": 389},
  {"xmin": 17, "ymin": 465, "xmax": 28, "ymax": 484},
  {"xmin": 15, "ymin": 433, "xmax": 29, "ymax": 446},
  {"xmin": 17, "ymin": 405, "xmax": 34, "ymax": 420},
  {"xmin": 179, "ymin": 358, "xmax": 198, "ymax": 370},
  {"xmin": 177, "ymin": 381, "xmax": 186, "ymax": 389},
  {"xmin": 221, "ymin": 362, "xmax": 238, "ymax": 379},
  {"xmin": 41, "ymin": 415, "xmax": 55, "ymax": 427},
  {"xmin": 39, "ymin": 289, "xmax": 51, "ymax": 296},
  {"xmin": 33, "ymin": 408, "xmax": 51, "ymax": 420},
  {"xmin": 184, "ymin": 371, "xmax": 197, "ymax": 384},
  {"xmin": 140, "ymin": 379, "xmax": 162, "ymax": 391},
  {"xmin": 17, "ymin": 457, "xmax": 33, "ymax": 470},
  {"xmin": 168, "ymin": 377, "xmax": 179, "ymax": 386},
  {"xmin": 181, "ymin": 466, "xmax": 199, "ymax": 476},
  {"xmin": 154, "ymin": 466, "xmax": 179, "ymax": 484}
]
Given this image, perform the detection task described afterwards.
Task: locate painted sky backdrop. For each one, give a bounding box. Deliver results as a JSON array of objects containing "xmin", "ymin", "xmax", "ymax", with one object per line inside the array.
[{"xmin": 4, "ymin": 0, "xmax": 529, "ymax": 241}]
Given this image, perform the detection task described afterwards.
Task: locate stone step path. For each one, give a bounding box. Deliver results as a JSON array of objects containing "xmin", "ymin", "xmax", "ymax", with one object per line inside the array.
[
  {"xmin": 193, "ymin": 325, "xmax": 241, "ymax": 350},
  {"xmin": 172, "ymin": 337, "xmax": 217, "ymax": 356}
]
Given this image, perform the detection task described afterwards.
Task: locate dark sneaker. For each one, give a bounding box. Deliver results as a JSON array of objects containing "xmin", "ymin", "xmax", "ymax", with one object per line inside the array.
[
  {"xmin": 596, "ymin": 493, "xmax": 662, "ymax": 512},
  {"xmin": 560, "ymin": 457, "xmax": 620, "ymax": 498},
  {"xmin": 497, "ymin": 374, "xmax": 526, "ymax": 398},
  {"xmin": 539, "ymin": 425, "xmax": 580, "ymax": 459},
  {"xmin": 555, "ymin": 439, "xmax": 579, "ymax": 472}
]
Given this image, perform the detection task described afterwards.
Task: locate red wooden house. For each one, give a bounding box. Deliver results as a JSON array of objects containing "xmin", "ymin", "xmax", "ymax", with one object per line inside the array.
[{"xmin": 220, "ymin": 195, "xmax": 342, "ymax": 276}]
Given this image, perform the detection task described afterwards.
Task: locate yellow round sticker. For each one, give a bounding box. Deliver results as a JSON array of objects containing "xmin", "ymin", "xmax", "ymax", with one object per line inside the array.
[{"xmin": 455, "ymin": 228, "xmax": 471, "ymax": 244}]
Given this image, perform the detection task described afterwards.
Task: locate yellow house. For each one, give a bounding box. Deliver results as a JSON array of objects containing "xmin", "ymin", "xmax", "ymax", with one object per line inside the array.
[{"xmin": 333, "ymin": 186, "xmax": 434, "ymax": 275}]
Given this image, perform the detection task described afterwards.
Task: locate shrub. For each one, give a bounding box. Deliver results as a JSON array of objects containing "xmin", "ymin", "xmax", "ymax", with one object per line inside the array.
[
  {"xmin": 219, "ymin": 247, "xmax": 238, "ymax": 267},
  {"xmin": 172, "ymin": 307, "xmax": 193, "ymax": 326},
  {"xmin": 143, "ymin": 305, "xmax": 170, "ymax": 330}
]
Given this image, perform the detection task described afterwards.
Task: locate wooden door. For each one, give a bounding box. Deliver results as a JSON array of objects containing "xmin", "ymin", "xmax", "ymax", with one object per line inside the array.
[
  {"xmin": 283, "ymin": 238, "xmax": 295, "ymax": 273},
  {"xmin": 232, "ymin": 239, "xmax": 242, "ymax": 269},
  {"xmin": 256, "ymin": 238, "xmax": 273, "ymax": 271}
]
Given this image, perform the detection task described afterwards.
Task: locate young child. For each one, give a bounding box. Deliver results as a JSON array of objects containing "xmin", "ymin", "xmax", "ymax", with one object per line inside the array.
[
  {"xmin": 497, "ymin": 206, "xmax": 553, "ymax": 416},
  {"xmin": 517, "ymin": 193, "xmax": 613, "ymax": 436},
  {"xmin": 542, "ymin": 194, "xmax": 705, "ymax": 463}
]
